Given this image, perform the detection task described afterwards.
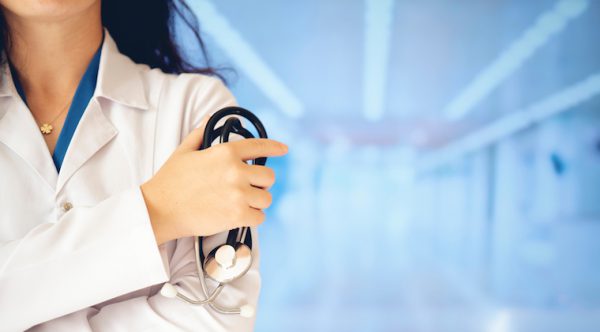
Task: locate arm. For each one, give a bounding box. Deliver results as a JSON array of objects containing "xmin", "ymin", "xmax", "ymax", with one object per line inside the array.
[
  {"xmin": 27, "ymin": 76, "xmax": 264, "ymax": 331},
  {"xmin": 80, "ymin": 77, "xmax": 262, "ymax": 331},
  {"xmin": 0, "ymin": 187, "xmax": 169, "ymax": 331},
  {"xmin": 24, "ymin": 75, "xmax": 278, "ymax": 331}
]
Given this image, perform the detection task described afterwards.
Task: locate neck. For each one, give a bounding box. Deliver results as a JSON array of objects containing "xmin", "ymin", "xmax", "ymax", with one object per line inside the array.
[{"xmin": 4, "ymin": 2, "xmax": 103, "ymax": 101}]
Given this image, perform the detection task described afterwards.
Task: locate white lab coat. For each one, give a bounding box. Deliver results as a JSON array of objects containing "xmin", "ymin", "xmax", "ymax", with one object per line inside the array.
[{"xmin": 0, "ymin": 31, "xmax": 260, "ymax": 331}]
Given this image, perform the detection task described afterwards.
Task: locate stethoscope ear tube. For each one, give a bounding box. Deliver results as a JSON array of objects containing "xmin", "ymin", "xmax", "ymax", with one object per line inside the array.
[{"xmin": 201, "ymin": 106, "xmax": 268, "ymax": 166}]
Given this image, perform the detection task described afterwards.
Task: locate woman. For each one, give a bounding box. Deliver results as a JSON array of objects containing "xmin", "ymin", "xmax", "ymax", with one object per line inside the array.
[{"xmin": 0, "ymin": 0, "xmax": 287, "ymax": 330}]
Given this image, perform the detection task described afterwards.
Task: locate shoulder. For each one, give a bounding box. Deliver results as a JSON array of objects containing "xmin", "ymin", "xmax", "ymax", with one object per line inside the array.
[
  {"xmin": 144, "ymin": 68, "xmax": 236, "ymax": 114},
  {"xmin": 138, "ymin": 66, "xmax": 237, "ymax": 130},
  {"xmin": 157, "ymin": 71, "xmax": 235, "ymax": 109},
  {"xmin": 102, "ymin": 31, "xmax": 236, "ymax": 118}
]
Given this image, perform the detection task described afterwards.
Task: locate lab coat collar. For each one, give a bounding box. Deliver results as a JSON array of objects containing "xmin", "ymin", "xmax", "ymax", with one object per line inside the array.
[
  {"xmin": 0, "ymin": 29, "xmax": 147, "ymax": 193},
  {"xmin": 95, "ymin": 29, "xmax": 150, "ymax": 110},
  {"xmin": 0, "ymin": 29, "xmax": 149, "ymax": 110},
  {"xmin": 0, "ymin": 58, "xmax": 19, "ymax": 99}
]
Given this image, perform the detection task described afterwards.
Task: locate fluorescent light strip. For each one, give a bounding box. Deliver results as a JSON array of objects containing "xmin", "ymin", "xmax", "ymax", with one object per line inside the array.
[
  {"xmin": 190, "ymin": 1, "xmax": 304, "ymax": 118},
  {"xmin": 443, "ymin": 0, "xmax": 589, "ymax": 120},
  {"xmin": 363, "ymin": 0, "xmax": 395, "ymax": 122},
  {"xmin": 420, "ymin": 72, "xmax": 600, "ymax": 172}
]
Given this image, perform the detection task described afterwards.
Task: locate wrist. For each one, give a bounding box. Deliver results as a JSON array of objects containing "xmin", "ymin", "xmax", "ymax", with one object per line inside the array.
[{"xmin": 140, "ymin": 182, "xmax": 174, "ymax": 245}]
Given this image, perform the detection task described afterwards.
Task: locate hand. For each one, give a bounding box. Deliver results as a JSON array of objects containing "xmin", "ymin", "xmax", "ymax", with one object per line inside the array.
[{"xmin": 140, "ymin": 117, "xmax": 288, "ymax": 245}]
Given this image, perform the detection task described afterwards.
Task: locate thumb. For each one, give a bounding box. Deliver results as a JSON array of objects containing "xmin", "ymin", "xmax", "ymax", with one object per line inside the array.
[{"xmin": 176, "ymin": 114, "xmax": 210, "ymax": 153}]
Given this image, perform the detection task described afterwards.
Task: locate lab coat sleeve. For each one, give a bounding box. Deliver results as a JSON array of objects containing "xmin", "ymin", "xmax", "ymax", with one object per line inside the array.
[
  {"xmin": 27, "ymin": 231, "xmax": 261, "ymax": 332},
  {"xmin": 0, "ymin": 186, "xmax": 170, "ymax": 331}
]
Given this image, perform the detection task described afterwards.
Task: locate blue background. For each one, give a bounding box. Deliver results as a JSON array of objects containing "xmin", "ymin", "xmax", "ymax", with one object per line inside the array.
[{"xmin": 185, "ymin": 1, "xmax": 600, "ymax": 331}]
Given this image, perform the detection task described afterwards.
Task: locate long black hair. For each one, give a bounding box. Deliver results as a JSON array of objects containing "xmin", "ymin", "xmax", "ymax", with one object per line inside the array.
[{"xmin": 0, "ymin": 0, "xmax": 223, "ymax": 80}]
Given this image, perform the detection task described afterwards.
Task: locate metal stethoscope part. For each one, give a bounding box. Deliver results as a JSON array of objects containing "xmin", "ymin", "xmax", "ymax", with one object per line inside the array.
[{"xmin": 159, "ymin": 107, "xmax": 267, "ymax": 318}]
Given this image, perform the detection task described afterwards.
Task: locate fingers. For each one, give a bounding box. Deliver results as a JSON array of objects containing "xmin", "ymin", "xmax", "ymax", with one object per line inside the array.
[
  {"xmin": 228, "ymin": 139, "xmax": 288, "ymax": 161},
  {"xmin": 176, "ymin": 115, "xmax": 210, "ymax": 153},
  {"xmin": 244, "ymin": 186, "xmax": 273, "ymax": 210},
  {"xmin": 245, "ymin": 165, "xmax": 276, "ymax": 189},
  {"xmin": 243, "ymin": 208, "xmax": 266, "ymax": 227}
]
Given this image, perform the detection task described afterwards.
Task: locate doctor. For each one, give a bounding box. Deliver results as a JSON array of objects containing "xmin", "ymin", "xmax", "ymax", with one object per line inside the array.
[{"xmin": 0, "ymin": 0, "xmax": 287, "ymax": 331}]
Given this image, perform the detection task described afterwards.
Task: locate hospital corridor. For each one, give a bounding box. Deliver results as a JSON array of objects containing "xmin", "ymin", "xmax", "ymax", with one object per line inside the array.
[{"xmin": 188, "ymin": 0, "xmax": 600, "ymax": 331}]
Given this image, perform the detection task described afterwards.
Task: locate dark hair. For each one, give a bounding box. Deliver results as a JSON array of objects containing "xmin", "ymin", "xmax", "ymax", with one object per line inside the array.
[
  {"xmin": 0, "ymin": 0, "xmax": 224, "ymax": 81},
  {"xmin": 103, "ymin": 0, "xmax": 224, "ymax": 80}
]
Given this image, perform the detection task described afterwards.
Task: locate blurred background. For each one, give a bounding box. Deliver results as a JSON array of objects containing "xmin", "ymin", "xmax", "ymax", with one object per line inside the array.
[{"xmin": 185, "ymin": 0, "xmax": 600, "ymax": 331}]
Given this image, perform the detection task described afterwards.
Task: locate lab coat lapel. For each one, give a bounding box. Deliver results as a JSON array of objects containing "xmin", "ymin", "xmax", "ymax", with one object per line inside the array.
[
  {"xmin": 0, "ymin": 96, "xmax": 58, "ymax": 192},
  {"xmin": 55, "ymin": 99, "xmax": 117, "ymax": 193},
  {"xmin": 0, "ymin": 98, "xmax": 58, "ymax": 191},
  {"xmin": 55, "ymin": 31, "xmax": 149, "ymax": 193}
]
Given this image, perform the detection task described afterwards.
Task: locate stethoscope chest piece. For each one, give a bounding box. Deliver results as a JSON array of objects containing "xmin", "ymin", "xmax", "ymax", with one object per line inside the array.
[{"xmin": 204, "ymin": 243, "xmax": 253, "ymax": 284}]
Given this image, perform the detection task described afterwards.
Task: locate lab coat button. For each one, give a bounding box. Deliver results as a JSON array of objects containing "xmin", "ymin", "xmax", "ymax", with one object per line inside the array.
[{"xmin": 62, "ymin": 202, "xmax": 73, "ymax": 212}]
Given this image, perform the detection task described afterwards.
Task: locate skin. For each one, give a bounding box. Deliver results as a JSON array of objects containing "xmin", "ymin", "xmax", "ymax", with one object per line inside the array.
[{"xmin": 1, "ymin": 0, "xmax": 288, "ymax": 245}]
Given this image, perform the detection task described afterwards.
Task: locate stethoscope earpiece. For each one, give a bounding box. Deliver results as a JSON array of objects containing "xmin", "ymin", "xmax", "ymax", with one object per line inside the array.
[
  {"xmin": 160, "ymin": 107, "xmax": 266, "ymax": 318},
  {"xmin": 240, "ymin": 304, "xmax": 256, "ymax": 318},
  {"xmin": 160, "ymin": 283, "xmax": 178, "ymax": 299}
]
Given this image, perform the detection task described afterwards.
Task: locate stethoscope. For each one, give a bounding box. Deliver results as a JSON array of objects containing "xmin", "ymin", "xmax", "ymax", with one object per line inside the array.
[{"xmin": 160, "ymin": 106, "xmax": 268, "ymax": 318}]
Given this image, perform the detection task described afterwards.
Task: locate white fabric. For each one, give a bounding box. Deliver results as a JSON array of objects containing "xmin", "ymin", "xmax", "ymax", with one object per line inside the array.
[{"xmin": 0, "ymin": 30, "xmax": 260, "ymax": 332}]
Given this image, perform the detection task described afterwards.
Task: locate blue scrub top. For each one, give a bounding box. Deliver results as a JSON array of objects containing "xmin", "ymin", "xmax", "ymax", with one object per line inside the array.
[{"xmin": 10, "ymin": 44, "xmax": 103, "ymax": 172}]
